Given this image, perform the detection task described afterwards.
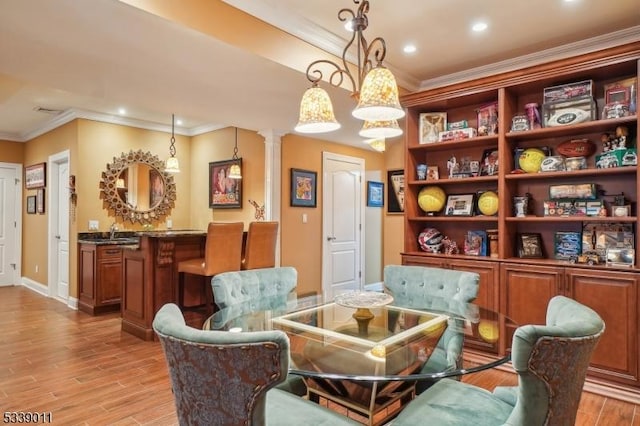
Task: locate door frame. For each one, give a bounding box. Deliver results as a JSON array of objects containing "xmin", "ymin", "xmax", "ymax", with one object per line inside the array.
[
  {"xmin": 47, "ymin": 150, "xmax": 71, "ymax": 304},
  {"xmin": 0, "ymin": 162, "xmax": 22, "ymax": 285},
  {"xmin": 321, "ymin": 151, "xmax": 365, "ymax": 297}
]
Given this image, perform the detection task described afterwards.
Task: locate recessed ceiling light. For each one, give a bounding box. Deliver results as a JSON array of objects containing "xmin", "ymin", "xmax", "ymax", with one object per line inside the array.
[
  {"xmin": 176, "ymin": 119, "xmax": 183, "ymax": 126},
  {"xmin": 118, "ymin": 108, "xmax": 126, "ymax": 115},
  {"xmin": 403, "ymin": 44, "xmax": 417, "ymax": 54},
  {"xmin": 472, "ymin": 22, "xmax": 488, "ymax": 32}
]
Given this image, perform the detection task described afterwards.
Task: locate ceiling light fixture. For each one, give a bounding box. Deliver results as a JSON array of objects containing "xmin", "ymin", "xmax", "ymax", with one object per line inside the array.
[
  {"xmin": 295, "ymin": 0, "xmax": 405, "ymax": 134},
  {"xmin": 359, "ymin": 119, "xmax": 402, "ymax": 139},
  {"xmin": 228, "ymin": 127, "xmax": 242, "ymax": 179},
  {"xmin": 365, "ymin": 138, "xmax": 386, "ymax": 152},
  {"xmin": 472, "ymin": 22, "xmax": 488, "ymax": 32},
  {"xmin": 165, "ymin": 114, "xmax": 180, "ymax": 173}
]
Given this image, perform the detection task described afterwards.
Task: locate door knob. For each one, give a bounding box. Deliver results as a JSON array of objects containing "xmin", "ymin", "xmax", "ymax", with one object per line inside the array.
[
  {"xmin": 327, "ymin": 236, "xmax": 336, "ymax": 241},
  {"xmin": 55, "ymin": 235, "xmax": 61, "ymax": 239}
]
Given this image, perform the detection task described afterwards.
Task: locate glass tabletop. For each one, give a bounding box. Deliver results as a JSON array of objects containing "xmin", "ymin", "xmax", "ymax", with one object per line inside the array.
[{"xmin": 204, "ymin": 291, "xmax": 516, "ymax": 383}]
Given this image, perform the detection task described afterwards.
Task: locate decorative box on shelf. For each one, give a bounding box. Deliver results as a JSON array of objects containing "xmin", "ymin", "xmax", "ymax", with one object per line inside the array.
[
  {"xmin": 595, "ymin": 149, "xmax": 637, "ymax": 168},
  {"xmin": 543, "ymin": 79, "xmax": 594, "ymax": 104},
  {"xmin": 542, "ymin": 95, "xmax": 596, "ymax": 127},
  {"xmin": 438, "ymin": 128, "xmax": 477, "ymax": 142}
]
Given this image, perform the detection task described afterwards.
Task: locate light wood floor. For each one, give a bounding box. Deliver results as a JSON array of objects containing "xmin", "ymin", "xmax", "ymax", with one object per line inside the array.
[{"xmin": 2, "ymin": 286, "xmax": 639, "ymax": 425}]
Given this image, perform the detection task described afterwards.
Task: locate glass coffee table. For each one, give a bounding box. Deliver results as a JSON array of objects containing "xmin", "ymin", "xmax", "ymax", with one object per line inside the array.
[{"xmin": 204, "ymin": 292, "xmax": 515, "ymax": 425}]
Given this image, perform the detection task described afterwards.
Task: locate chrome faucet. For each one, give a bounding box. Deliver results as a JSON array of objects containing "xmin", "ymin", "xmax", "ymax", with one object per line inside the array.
[{"xmin": 109, "ymin": 222, "xmax": 119, "ymax": 240}]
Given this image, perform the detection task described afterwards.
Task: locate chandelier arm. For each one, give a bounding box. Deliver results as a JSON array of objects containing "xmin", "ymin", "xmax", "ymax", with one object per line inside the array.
[
  {"xmin": 305, "ymin": 59, "xmax": 356, "ymax": 94},
  {"xmin": 366, "ymin": 36, "xmax": 387, "ymax": 65}
]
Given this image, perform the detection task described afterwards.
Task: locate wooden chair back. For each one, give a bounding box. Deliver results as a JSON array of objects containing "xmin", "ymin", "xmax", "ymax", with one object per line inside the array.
[
  {"xmin": 203, "ymin": 222, "xmax": 244, "ymax": 276},
  {"xmin": 242, "ymin": 221, "xmax": 278, "ymax": 270}
]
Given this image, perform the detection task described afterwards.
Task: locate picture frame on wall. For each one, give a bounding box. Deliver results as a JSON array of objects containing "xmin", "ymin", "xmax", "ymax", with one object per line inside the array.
[
  {"xmin": 517, "ymin": 233, "xmax": 544, "ymax": 258},
  {"xmin": 366, "ymin": 181, "xmax": 384, "ymax": 207},
  {"xmin": 26, "ymin": 195, "xmax": 36, "ymax": 214},
  {"xmin": 290, "ymin": 168, "xmax": 317, "ymax": 207},
  {"xmin": 419, "ymin": 112, "xmax": 447, "ymax": 144},
  {"xmin": 386, "ymin": 169, "xmax": 404, "ymax": 214},
  {"xmin": 209, "ymin": 159, "xmax": 243, "ymax": 209},
  {"xmin": 25, "ymin": 162, "xmax": 46, "ymax": 189},
  {"xmin": 36, "ymin": 188, "xmax": 45, "ymax": 214}
]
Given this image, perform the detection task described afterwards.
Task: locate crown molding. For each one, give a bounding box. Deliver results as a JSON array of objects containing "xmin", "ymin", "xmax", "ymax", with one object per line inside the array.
[
  {"xmin": 419, "ymin": 25, "xmax": 640, "ymax": 91},
  {"xmin": 4, "ymin": 108, "xmax": 226, "ymax": 142}
]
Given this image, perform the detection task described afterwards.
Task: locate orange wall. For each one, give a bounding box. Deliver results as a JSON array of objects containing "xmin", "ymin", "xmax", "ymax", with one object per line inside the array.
[
  {"xmin": 281, "ymin": 133, "xmax": 385, "ymax": 295},
  {"xmin": 190, "ymin": 127, "xmax": 265, "ymax": 230},
  {"xmin": 0, "ymin": 140, "xmax": 25, "ymax": 163}
]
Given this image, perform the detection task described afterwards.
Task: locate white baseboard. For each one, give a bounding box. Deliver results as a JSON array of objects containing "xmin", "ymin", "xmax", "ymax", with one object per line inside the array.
[{"xmin": 20, "ymin": 277, "xmax": 78, "ymax": 310}]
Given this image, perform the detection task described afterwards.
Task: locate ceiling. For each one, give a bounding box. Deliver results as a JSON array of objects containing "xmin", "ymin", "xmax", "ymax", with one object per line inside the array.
[{"xmin": 0, "ymin": 0, "xmax": 638, "ymax": 149}]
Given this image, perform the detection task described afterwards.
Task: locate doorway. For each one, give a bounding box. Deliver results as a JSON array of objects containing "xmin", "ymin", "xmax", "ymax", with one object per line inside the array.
[
  {"xmin": 47, "ymin": 150, "xmax": 70, "ymax": 302},
  {"xmin": 0, "ymin": 163, "xmax": 21, "ymax": 286},
  {"xmin": 321, "ymin": 152, "xmax": 364, "ymax": 300}
]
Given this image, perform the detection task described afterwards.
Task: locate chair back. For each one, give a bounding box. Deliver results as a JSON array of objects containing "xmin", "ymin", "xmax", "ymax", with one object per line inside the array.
[
  {"xmin": 212, "ymin": 266, "xmax": 297, "ymax": 310},
  {"xmin": 242, "ymin": 221, "xmax": 279, "ymax": 270},
  {"xmin": 505, "ymin": 295, "xmax": 605, "ymax": 426},
  {"xmin": 153, "ymin": 303, "xmax": 289, "ymax": 426},
  {"xmin": 203, "ymin": 221, "xmax": 244, "ymax": 276}
]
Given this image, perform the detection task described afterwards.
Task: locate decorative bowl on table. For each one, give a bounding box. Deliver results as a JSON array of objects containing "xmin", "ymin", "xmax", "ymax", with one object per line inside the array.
[{"xmin": 334, "ymin": 290, "xmax": 393, "ymax": 308}]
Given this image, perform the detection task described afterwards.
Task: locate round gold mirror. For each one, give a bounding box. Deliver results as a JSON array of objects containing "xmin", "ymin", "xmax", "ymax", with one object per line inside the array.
[{"xmin": 100, "ymin": 150, "xmax": 176, "ymax": 224}]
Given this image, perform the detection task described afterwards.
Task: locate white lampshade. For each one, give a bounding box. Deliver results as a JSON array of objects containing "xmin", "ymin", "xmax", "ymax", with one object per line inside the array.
[
  {"xmin": 359, "ymin": 119, "xmax": 403, "ymax": 139},
  {"xmin": 295, "ymin": 85, "xmax": 341, "ymax": 133},
  {"xmin": 352, "ymin": 66, "xmax": 405, "ymax": 121},
  {"xmin": 228, "ymin": 162, "xmax": 242, "ymax": 179},
  {"xmin": 365, "ymin": 138, "xmax": 386, "ymax": 152},
  {"xmin": 165, "ymin": 156, "xmax": 180, "ymax": 173}
]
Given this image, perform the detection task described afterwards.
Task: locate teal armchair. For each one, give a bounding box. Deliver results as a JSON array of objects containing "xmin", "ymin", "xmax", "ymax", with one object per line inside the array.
[
  {"xmin": 392, "ymin": 295, "xmax": 605, "ymax": 426},
  {"xmin": 383, "ymin": 265, "xmax": 480, "ymax": 392},
  {"xmin": 210, "ymin": 266, "xmax": 306, "ymax": 396},
  {"xmin": 153, "ymin": 303, "xmax": 359, "ymax": 426}
]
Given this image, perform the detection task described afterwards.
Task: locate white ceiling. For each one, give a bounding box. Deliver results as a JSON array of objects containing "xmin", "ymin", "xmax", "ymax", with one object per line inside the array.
[{"xmin": 0, "ymin": 0, "xmax": 638, "ymax": 148}]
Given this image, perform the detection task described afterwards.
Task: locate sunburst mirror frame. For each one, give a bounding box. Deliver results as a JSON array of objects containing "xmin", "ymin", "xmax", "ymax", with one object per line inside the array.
[{"xmin": 100, "ymin": 150, "xmax": 177, "ymax": 224}]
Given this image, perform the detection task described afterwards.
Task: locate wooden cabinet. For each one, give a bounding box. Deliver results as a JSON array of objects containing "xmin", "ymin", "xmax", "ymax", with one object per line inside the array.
[
  {"xmin": 78, "ymin": 243, "xmax": 123, "ymax": 315},
  {"xmin": 501, "ymin": 262, "xmax": 640, "ymax": 387},
  {"xmin": 401, "ymin": 42, "xmax": 640, "ymax": 396}
]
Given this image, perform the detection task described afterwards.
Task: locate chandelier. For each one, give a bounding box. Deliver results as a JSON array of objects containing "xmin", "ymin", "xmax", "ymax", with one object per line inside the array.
[
  {"xmin": 165, "ymin": 114, "xmax": 180, "ymax": 173},
  {"xmin": 295, "ymin": 0, "xmax": 405, "ymax": 134}
]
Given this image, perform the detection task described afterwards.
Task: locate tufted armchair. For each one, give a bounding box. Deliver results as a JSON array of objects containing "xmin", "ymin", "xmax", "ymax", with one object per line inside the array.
[
  {"xmin": 210, "ymin": 266, "xmax": 306, "ymax": 396},
  {"xmin": 154, "ymin": 303, "xmax": 359, "ymax": 426},
  {"xmin": 383, "ymin": 265, "xmax": 479, "ymax": 392},
  {"xmin": 391, "ymin": 295, "xmax": 605, "ymax": 426}
]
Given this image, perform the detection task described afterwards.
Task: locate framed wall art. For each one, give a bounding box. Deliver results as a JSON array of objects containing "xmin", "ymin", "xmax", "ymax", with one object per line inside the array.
[
  {"xmin": 367, "ymin": 181, "xmax": 384, "ymax": 207},
  {"xmin": 444, "ymin": 193, "xmax": 475, "ymax": 216},
  {"xmin": 386, "ymin": 169, "xmax": 404, "ymax": 214},
  {"xmin": 25, "ymin": 162, "xmax": 46, "ymax": 189},
  {"xmin": 36, "ymin": 188, "xmax": 45, "ymax": 214},
  {"xmin": 209, "ymin": 159, "xmax": 243, "ymax": 208},
  {"xmin": 290, "ymin": 168, "xmax": 317, "ymax": 207},
  {"xmin": 26, "ymin": 195, "xmax": 36, "ymax": 214},
  {"xmin": 419, "ymin": 112, "xmax": 447, "ymax": 144},
  {"xmin": 517, "ymin": 233, "xmax": 544, "ymax": 258}
]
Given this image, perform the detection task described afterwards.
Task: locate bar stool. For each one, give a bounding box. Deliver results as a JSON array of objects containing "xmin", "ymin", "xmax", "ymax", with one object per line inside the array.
[
  {"xmin": 177, "ymin": 222, "xmax": 244, "ymax": 316},
  {"xmin": 241, "ymin": 221, "xmax": 279, "ymax": 270}
]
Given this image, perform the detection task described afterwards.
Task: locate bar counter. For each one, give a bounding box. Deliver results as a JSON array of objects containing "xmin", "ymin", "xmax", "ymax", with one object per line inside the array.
[{"xmin": 121, "ymin": 230, "xmax": 206, "ymax": 340}]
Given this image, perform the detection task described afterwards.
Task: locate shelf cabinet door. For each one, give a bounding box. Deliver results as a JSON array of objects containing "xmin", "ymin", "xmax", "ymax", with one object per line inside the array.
[{"xmin": 566, "ymin": 268, "xmax": 639, "ymax": 386}]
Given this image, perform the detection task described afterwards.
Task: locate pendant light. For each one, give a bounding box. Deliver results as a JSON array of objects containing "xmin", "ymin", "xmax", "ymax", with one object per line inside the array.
[
  {"xmin": 228, "ymin": 127, "xmax": 242, "ymax": 179},
  {"xmin": 165, "ymin": 114, "xmax": 180, "ymax": 173}
]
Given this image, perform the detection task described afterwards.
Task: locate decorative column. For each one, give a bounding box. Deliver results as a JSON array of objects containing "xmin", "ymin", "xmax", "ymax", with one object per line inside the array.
[{"xmin": 258, "ymin": 129, "xmax": 285, "ymax": 266}]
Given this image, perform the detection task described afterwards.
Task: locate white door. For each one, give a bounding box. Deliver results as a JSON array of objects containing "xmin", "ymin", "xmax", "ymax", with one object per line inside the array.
[
  {"xmin": 0, "ymin": 164, "xmax": 20, "ymax": 286},
  {"xmin": 48, "ymin": 151, "xmax": 70, "ymax": 301},
  {"xmin": 322, "ymin": 152, "xmax": 364, "ymax": 300}
]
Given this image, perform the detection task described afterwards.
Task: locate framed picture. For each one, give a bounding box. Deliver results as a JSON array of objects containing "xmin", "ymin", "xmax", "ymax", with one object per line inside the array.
[
  {"xmin": 290, "ymin": 168, "xmax": 317, "ymax": 207},
  {"xmin": 419, "ymin": 112, "xmax": 447, "ymax": 144},
  {"xmin": 444, "ymin": 193, "xmax": 475, "ymax": 216},
  {"xmin": 517, "ymin": 233, "xmax": 543, "ymax": 258},
  {"xmin": 149, "ymin": 168, "xmax": 164, "ymax": 208},
  {"xmin": 36, "ymin": 188, "xmax": 45, "ymax": 214},
  {"xmin": 480, "ymin": 148, "xmax": 499, "ymax": 176},
  {"xmin": 367, "ymin": 181, "xmax": 384, "ymax": 207},
  {"xmin": 25, "ymin": 162, "xmax": 46, "ymax": 189},
  {"xmin": 386, "ymin": 169, "xmax": 404, "ymax": 214},
  {"xmin": 426, "ymin": 165, "xmax": 439, "ymax": 180},
  {"xmin": 209, "ymin": 159, "xmax": 243, "ymax": 208},
  {"xmin": 26, "ymin": 195, "xmax": 36, "ymax": 214}
]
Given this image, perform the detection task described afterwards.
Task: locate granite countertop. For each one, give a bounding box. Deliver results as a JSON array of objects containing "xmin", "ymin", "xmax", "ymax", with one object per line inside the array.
[
  {"xmin": 134, "ymin": 229, "xmax": 206, "ymax": 238},
  {"xmin": 78, "ymin": 229, "xmax": 205, "ymax": 245}
]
